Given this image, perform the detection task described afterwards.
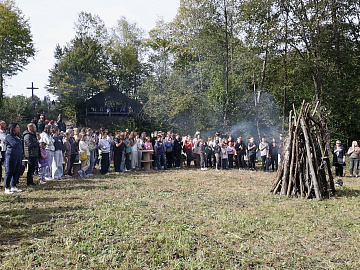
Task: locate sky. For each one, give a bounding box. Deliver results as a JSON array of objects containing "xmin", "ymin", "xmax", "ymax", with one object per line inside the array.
[{"xmin": 4, "ymin": 0, "xmax": 180, "ymax": 98}]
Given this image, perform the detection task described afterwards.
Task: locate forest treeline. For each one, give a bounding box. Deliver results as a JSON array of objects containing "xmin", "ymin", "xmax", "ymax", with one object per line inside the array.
[{"xmin": 43, "ymin": 0, "xmax": 360, "ymax": 144}]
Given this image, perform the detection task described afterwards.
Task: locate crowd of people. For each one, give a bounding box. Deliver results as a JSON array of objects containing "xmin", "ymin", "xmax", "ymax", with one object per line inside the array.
[{"xmin": 0, "ymin": 116, "xmax": 359, "ymax": 194}]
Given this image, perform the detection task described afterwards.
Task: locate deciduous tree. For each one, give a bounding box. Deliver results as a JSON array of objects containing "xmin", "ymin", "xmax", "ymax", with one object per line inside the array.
[{"xmin": 0, "ymin": 0, "xmax": 35, "ymax": 104}]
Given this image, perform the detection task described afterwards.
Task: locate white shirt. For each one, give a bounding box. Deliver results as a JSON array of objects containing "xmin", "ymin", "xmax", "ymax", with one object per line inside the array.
[
  {"xmin": 0, "ymin": 129, "xmax": 6, "ymax": 152},
  {"xmin": 259, "ymin": 142, "xmax": 269, "ymax": 157},
  {"xmin": 131, "ymin": 139, "xmax": 138, "ymax": 152},
  {"xmin": 79, "ymin": 140, "xmax": 90, "ymax": 155},
  {"xmin": 221, "ymin": 148, "xmax": 228, "ymax": 159},
  {"xmin": 40, "ymin": 132, "xmax": 55, "ymax": 151}
]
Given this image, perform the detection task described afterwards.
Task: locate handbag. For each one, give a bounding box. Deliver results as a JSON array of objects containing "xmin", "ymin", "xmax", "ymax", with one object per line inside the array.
[{"xmin": 79, "ymin": 151, "xmax": 87, "ymax": 161}]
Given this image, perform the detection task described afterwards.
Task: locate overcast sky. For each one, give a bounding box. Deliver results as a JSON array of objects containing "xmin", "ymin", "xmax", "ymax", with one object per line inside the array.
[{"xmin": 4, "ymin": 0, "xmax": 180, "ymax": 98}]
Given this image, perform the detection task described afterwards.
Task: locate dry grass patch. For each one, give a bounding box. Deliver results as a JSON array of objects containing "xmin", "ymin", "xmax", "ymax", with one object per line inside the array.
[{"xmin": 0, "ymin": 167, "xmax": 359, "ymax": 269}]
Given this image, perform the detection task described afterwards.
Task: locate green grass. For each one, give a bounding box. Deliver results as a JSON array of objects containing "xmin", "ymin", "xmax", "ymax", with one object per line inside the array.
[{"xmin": 0, "ymin": 167, "xmax": 359, "ymax": 269}]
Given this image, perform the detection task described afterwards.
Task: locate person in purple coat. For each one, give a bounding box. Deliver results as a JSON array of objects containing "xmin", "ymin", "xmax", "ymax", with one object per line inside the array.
[{"xmin": 38, "ymin": 142, "xmax": 49, "ymax": 184}]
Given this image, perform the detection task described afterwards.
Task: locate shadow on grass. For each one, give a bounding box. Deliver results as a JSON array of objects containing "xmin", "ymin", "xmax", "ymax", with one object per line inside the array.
[
  {"xmin": 335, "ymin": 187, "xmax": 360, "ymax": 198},
  {"xmin": 0, "ymin": 205, "xmax": 85, "ymax": 247},
  {"xmin": 47, "ymin": 183, "xmax": 110, "ymax": 191},
  {"xmin": 35, "ymin": 178, "xmax": 111, "ymax": 191}
]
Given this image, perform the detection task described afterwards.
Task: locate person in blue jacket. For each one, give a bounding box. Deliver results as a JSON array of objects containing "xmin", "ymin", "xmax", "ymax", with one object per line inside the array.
[
  {"xmin": 164, "ymin": 135, "xmax": 174, "ymax": 169},
  {"xmin": 155, "ymin": 135, "xmax": 167, "ymax": 170},
  {"xmin": 4, "ymin": 123, "xmax": 23, "ymax": 194}
]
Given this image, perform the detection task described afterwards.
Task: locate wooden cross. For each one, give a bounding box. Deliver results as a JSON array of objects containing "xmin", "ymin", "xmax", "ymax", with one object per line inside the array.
[{"xmin": 26, "ymin": 82, "xmax": 39, "ymax": 101}]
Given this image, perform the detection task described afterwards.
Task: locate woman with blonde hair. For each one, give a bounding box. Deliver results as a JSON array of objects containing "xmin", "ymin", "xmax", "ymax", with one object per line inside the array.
[
  {"xmin": 347, "ymin": 141, "xmax": 360, "ymax": 177},
  {"xmin": 78, "ymin": 133, "xmax": 90, "ymax": 177},
  {"xmin": 73, "ymin": 128, "xmax": 79, "ymax": 141}
]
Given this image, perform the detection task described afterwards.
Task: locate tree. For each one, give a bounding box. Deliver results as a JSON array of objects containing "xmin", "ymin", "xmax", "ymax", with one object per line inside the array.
[
  {"xmin": 0, "ymin": 94, "xmax": 33, "ymax": 123},
  {"xmin": 48, "ymin": 12, "xmax": 108, "ymax": 123},
  {"xmin": 0, "ymin": 0, "xmax": 35, "ymax": 104},
  {"xmin": 107, "ymin": 17, "xmax": 146, "ymax": 97}
]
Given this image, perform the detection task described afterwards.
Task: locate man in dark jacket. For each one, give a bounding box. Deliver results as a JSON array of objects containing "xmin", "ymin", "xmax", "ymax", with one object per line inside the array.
[
  {"xmin": 235, "ymin": 136, "xmax": 247, "ymax": 170},
  {"xmin": 23, "ymin": 123, "xmax": 39, "ymax": 186},
  {"xmin": 68, "ymin": 129, "xmax": 78, "ymax": 176}
]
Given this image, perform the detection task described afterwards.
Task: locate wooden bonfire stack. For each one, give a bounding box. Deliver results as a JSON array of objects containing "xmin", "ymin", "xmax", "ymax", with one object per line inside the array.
[{"xmin": 271, "ymin": 101, "xmax": 336, "ymax": 200}]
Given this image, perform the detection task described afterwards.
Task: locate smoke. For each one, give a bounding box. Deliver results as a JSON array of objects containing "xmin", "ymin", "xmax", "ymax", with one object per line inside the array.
[
  {"xmin": 230, "ymin": 91, "xmax": 282, "ymax": 141},
  {"xmin": 205, "ymin": 91, "xmax": 283, "ymax": 142}
]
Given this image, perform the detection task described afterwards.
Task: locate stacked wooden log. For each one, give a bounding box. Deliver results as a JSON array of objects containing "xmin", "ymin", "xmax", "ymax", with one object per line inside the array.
[{"xmin": 271, "ymin": 101, "xmax": 336, "ymax": 200}]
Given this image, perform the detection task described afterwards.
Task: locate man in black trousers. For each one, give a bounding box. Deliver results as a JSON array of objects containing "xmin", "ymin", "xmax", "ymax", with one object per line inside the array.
[{"xmin": 23, "ymin": 123, "xmax": 39, "ymax": 186}]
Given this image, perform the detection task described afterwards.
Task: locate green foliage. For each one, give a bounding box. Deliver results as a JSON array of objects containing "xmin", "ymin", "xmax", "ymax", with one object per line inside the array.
[
  {"xmin": 0, "ymin": 95, "xmax": 34, "ymax": 124},
  {"xmin": 45, "ymin": 1, "xmax": 360, "ymax": 141},
  {"xmin": 0, "ymin": 0, "xmax": 35, "ymax": 103},
  {"xmin": 107, "ymin": 17, "xmax": 146, "ymax": 96}
]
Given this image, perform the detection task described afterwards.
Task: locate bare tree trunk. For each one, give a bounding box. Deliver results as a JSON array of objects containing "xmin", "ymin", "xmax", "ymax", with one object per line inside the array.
[
  {"xmin": 282, "ymin": 9, "xmax": 289, "ymax": 130},
  {"xmin": 223, "ymin": 0, "xmax": 230, "ymax": 126},
  {"xmin": 331, "ymin": 0, "xmax": 343, "ymax": 79}
]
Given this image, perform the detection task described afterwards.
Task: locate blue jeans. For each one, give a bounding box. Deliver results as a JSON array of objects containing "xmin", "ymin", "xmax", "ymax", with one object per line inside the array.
[
  {"xmin": 157, "ymin": 153, "xmax": 167, "ymax": 170},
  {"xmin": 4, "ymin": 154, "xmax": 22, "ymax": 188},
  {"xmin": 86, "ymin": 150, "xmax": 95, "ymax": 175}
]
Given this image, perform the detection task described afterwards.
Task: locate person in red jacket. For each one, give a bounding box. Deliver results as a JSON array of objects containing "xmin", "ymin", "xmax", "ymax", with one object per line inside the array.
[{"xmin": 184, "ymin": 135, "xmax": 194, "ymax": 168}]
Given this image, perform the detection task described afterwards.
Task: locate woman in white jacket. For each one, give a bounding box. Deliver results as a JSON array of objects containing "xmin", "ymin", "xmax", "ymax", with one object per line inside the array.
[
  {"xmin": 39, "ymin": 125, "xmax": 55, "ymax": 180},
  {"xmin": 78, "ymin": 133, "xmax": 90, "ymax": 177}
]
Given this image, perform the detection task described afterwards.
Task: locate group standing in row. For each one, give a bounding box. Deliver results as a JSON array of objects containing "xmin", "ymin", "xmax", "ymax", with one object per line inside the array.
[{"xmin": 2, "ymin": 117, "xmax": 356, "ymax": 194}]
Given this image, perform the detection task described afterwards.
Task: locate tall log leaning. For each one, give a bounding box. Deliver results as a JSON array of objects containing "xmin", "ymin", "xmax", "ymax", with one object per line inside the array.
[
  {"xmin": 287, "ymin": 101, "xmax": 305, "ymax": 196},
  {"xmin": 300, "ymin": 115, "xmax": 322, "ymax": 200},
  {"xmin": 280, "ymin": 110, "xmax": 293, "ymax": 195}
]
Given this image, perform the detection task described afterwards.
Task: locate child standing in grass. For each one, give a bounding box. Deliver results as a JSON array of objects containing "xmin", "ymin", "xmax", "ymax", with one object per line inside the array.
[
  {"xmin": 38, "ymin": 142, "xmax": 48, "ymax": 184},
  {"xmin": 226, "ymin": 141, "xmax": 235, "ymax": 169},
  {"xmin": 199, "ymin": 139, "xmax": 208, "ymax": 171},
  {"xmin": 214, "ymin": 140, "xmax": 221, "ymax": 171},
  {"xmin": 259, "ymin": 137, "xmax": 269, "ymax": 172},
  {"xmin": 221, "ymin": 143, "xmax": 228, "ymax": 170}
]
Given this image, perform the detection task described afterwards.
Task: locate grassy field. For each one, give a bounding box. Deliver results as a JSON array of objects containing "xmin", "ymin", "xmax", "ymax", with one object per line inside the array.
[{"xmin": 0, "ymin": 166, "xmax": 359, "ymax": 269}]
